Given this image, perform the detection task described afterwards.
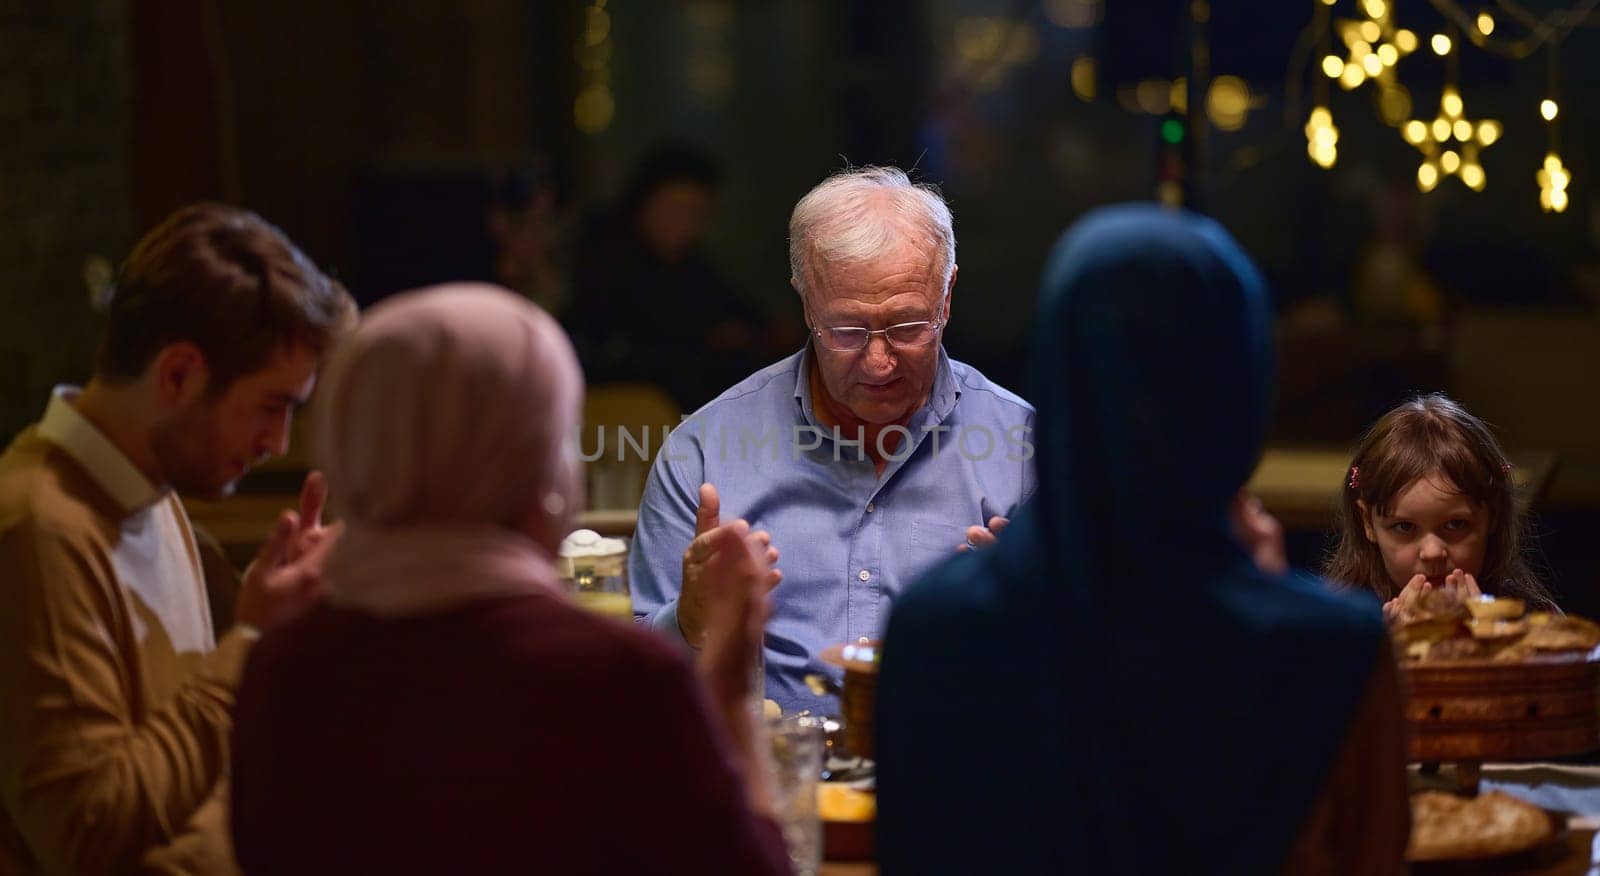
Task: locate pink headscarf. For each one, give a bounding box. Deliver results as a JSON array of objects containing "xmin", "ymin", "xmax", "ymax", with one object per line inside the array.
[{"xmin": 313, "ymin": 283, "xmax": 582, "ymax": 616}]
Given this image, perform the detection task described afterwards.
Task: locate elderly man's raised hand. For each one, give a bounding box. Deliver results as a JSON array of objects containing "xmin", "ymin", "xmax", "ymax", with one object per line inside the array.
[
  {"xmin": 695, "ymin": 523, "xmax": 774, "ymax": 715},
  {"xmin": 679, "ymin": 483, "xmax": 781, "ymax": 648},
  {"xmin": 959, "ymin": 516, "xmax": 1010, "ymax": 552}
]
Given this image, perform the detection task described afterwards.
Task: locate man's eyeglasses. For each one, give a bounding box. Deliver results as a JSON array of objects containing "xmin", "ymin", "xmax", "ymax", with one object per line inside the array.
[{"xmin": 810, "ymin": 307, "xmax": 946, "ymax": 353}]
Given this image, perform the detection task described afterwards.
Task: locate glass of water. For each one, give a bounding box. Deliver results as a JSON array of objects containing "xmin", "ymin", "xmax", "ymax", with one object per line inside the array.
[
  {"xmin": 767, "ymin": 714, "xmax": 825, "ymax": 875},
  {"xmin": 748, "ymin": 642, "xmax": 767, "ymax": 718}
]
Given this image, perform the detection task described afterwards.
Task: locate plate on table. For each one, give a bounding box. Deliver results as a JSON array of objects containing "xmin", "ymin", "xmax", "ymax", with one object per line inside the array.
[{"xmin": 1408, "ymin": 790, "xmax": 1571, "ymax": 871}]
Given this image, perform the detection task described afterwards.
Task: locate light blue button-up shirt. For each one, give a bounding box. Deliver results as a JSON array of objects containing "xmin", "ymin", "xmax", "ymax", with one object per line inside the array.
[{"xmin": 630, "ymin": 344, "xmax": 1036, "ymax": 714}]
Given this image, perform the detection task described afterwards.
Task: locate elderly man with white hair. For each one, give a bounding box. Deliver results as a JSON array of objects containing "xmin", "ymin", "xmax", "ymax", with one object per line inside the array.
[{"xmin": 631, "ymin": 167, "xmax": 1036, "ymax": 713}]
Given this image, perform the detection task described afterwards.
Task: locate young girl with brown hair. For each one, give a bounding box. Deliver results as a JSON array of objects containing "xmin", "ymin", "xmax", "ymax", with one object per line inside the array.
[{"xmin": 1326, "ymin": 393, "xmax": 1555, "ymax": 619}]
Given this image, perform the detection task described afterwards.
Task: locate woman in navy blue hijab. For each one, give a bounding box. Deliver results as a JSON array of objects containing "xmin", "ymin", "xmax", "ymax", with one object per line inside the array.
[{"xmin": 876, "ymin": 206, "xmax": 1408, "ymax": 874}]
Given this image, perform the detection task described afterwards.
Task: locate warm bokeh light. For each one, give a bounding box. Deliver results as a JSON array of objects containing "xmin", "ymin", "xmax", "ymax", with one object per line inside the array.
[
  {"xmin": 1395, "ymin": 30, "xmax": 1418, "ymax": 53},
  {"xmin": 1305, "ymin": 106, "xmax": 1338, "ymax": 169},
  {"xmin": 1400, "ymin": 86, "xmax": 1498, "ymax": 196},
  {"xmin": 1136, "ymin": 78, "xmax": 1170, "ymax": 114},
  {"xmin": 1323, "ymin": 55, "xmax": 1345, "ymax": 78},
  {"xmin": 1044, "ymin": 0, "xmax": 1100, "ymax": 28},
  {"xmin": 1206, "ymin": 75, "xmax": 1250, "ymax": 132},
  {"xmin": 1442, "ymin": 88, "xmax": 1463, "ymax": 117},
  {"xmin": 955, "ymin": 17, "xmax": 1004, "ymax": 61},
  {"xmin": 573, "ymin": 84, "xmax": 614, "ymax": 133},
  {"xmin": 1477, "ymin": 11, "xmax": 1495, "ymax": 35},
  {"xmin": 1432, "ymin": 33, "xmax": 1452, "ymax": 55},
  {"xmin": 1418, "ymin": 162, "xmax": 1439, "ymax": 191},
  {"xmin": 1539, "ymin": 153, "xmax": 1570, "ymax": 212},
  {"xmin": 584, "ymin": 6, "xmax": 610, "ymax": 46},
  {"xmin": 575, "ymin": 0, "xmax": 614, "ymax": 136},
  {"xmin": 1379, "ymin": 84, "xmax": 1412, "ymax": 125},
  {"xmin": 1071, "ymin": 56, "xmax": 1096, "ymax": 101},
  {"xmin": 1541, "ymin": 99, "xmax": 1559, "ymax": 121}
]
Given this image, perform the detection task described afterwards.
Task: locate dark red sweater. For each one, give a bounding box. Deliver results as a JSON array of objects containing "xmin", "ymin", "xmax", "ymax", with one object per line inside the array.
[{"xmin": 231, "ymin": 592, "xmax": 788, "ymax": 875}]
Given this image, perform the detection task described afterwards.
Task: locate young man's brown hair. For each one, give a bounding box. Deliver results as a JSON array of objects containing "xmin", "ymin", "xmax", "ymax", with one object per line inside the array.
[{"xmin": 97, "ymin": 203, "xmax": 356, "ymax": 391}]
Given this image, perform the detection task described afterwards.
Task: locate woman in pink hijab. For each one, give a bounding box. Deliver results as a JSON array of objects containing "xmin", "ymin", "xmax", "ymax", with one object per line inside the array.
[{"xmin": 230, "ymin": 284, "xmax": 786, "ymax": 874}]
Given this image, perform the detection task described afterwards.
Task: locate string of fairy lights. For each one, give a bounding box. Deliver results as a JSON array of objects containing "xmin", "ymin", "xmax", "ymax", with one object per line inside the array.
[{"xmin": 1305, "ymin": 0, "xmax": 1597, "ymax": 212}]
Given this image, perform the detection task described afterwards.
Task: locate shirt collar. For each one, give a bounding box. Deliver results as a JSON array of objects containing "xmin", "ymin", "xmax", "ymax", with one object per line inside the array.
[
  {"xmin": 37, "ymin": 385, "xmax": 164, "ymax": 513},
  {"xmin": 791, "ymin": 342, "xmax": 961, "ymax": 429}
]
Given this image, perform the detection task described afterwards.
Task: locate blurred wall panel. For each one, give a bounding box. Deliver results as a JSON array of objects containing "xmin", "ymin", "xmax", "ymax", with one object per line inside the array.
[
  {"xmin": 0, "ymin": 0, "xmax": 129, "ymax": 438},
  {"xmin": 130, "ymin": 0, "xmax": 225, "ymax": 231}
]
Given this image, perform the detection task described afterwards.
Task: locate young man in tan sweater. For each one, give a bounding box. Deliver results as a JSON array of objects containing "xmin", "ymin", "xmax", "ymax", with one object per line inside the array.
[{"xmin": 0, "ymin": 203, "xmax": 357, "ymax": 874}]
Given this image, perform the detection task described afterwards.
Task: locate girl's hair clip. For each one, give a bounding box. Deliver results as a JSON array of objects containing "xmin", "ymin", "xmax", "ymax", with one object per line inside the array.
[
  {"xmin": 1502, "ymin": 461, "xmax": 1514, "ymax": 475},
  {"xmin": 1348, "ymin": 465, "xmax": 1360, "ymax": 490}
]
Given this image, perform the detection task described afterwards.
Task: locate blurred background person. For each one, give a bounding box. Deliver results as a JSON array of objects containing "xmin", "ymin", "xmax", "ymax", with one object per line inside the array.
[
  {"xmin": 486, "ymin": 164, "xmax": 569, "ymax": 316},
  {"xmin": 566, "ymin": 142, "xmax": 789, "ymax": 408},
  {"xmin": 353, "ymin": 159, "xmax": 567, "ymax": 314}
]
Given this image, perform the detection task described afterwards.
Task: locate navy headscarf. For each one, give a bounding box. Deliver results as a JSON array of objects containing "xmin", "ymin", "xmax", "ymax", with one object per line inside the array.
[{"xmin": 876, "ymin": 205, "xmax": 1388, "ymax": 874}]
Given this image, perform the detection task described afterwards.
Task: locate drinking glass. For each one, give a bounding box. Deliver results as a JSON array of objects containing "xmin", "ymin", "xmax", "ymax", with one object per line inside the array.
[
  {"xmin": 558, "ymin": 538, "xmax": 631, "ymax": 622},
  {"xmin": 767, "ymin": 714, "xmax": 825, "ymax": 875}
]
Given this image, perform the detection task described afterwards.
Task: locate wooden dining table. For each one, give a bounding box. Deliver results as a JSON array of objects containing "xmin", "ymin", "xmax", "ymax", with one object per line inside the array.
[
  {"xmin": 815, "ymin": 761, "xmax": 1600, "ymax": 875},
  {"xmin": 190, "ymin": 460, "xmax": 1580, "ymax": 875}
]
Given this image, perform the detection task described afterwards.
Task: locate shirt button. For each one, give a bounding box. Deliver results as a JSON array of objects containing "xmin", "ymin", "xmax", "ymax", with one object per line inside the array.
[
  {"xmin": 858, "ymin": 569, "xmax": 871, "ymax": 582},
  {"xmin": 866, "ymin": 501, "xmax": 875, "ymax": 513}
]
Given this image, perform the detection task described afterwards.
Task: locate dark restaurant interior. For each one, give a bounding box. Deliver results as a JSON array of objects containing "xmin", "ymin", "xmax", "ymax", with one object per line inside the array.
[
  {"xmin": 8, "ymin": 0, "xmax": 1598, "ymax": 601},
  {"xmin": 6, "ymin": 0, "xmax": 1600, "ymax": 872}
]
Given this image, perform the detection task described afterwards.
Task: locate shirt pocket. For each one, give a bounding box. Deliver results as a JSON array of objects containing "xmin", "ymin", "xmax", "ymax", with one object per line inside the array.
[{"xmin": 908, "ymin": 518, "xmax": 971, "ymax": 580}]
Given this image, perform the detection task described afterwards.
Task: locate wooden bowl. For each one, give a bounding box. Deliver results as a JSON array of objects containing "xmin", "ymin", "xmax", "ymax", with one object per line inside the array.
[
  {"xmin": 820, "ymin": 641, "xmax": 880, "ymax": 760},
  {"xmin": 1402, "ymin": 648, "xmax": 1600, "ymax": 763}
]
